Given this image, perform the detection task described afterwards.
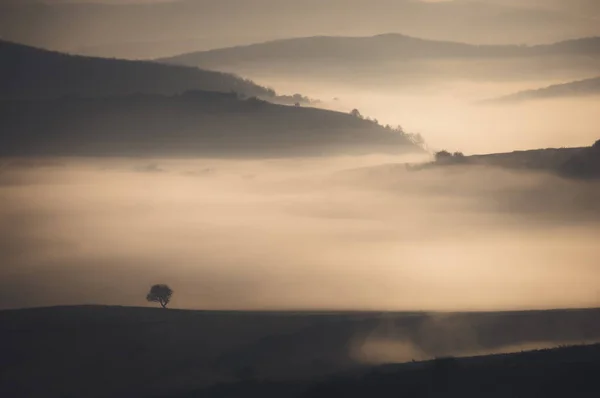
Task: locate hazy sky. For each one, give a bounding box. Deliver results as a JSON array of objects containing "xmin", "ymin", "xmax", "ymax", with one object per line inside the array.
[{"xmin": 2, "ymin": 0, "xmax": 598, "ymax": 59}]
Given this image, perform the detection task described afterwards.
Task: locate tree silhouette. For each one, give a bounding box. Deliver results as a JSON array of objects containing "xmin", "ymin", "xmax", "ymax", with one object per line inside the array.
[
  {"xmin": 350, "ymin": 108, "xmax": 363, "ymax": 119},
  {"xmin": 435, "ymin": 150, "xmax": 453, "ymax": 163},
  {"xmin": 146, "ymin": 284, "xmax": 173, "ymax": 308}
]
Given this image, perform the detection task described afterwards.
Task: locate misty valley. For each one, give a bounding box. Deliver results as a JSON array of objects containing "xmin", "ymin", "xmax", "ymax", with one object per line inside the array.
[{"xmin": 1, "ymin": 1, "xmax": 600, "ymax": 397}]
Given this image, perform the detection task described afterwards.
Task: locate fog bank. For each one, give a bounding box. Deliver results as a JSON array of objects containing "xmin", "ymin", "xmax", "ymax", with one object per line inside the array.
[{"xmin": 1, "ymin": 157, "xmax": 599, "ymax": 311}]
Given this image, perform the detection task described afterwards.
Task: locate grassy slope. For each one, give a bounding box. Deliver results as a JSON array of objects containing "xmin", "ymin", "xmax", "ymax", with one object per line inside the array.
[
  {"xmin": 2, "ymin": 306, "xmax": 600, "ymax": 397},
  {"xmin": 0, "ymin": 93, "xmax": 419, "ymax": 157},
  {"xmin": 190, "ymin": 344, "xmax": 600, "ymax": 398},
  {"xmin": 463, "ymin": 143, "xmax": 600, "ymax": 179},
  {"xmin": 395, "ymin": 142, "xmax": 600, "ymax": 179}
]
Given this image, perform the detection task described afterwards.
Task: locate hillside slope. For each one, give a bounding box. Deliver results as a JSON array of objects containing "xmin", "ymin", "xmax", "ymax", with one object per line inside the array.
[
  {"xmin": 486, "ymin": 76, "xmax": 600, "ymax": 102},
  {"xmin": 402, "ymin": 140, "xmax": 600, "ymax": 180},
  {"xmin": 187, "ymin": 344, "xmax": 600, "ymax": 398},
  {"xmin": 0, "ymin": 92, "xmax": 420, "ymax": 157},
  {"xmin": 0, "ymin": 40, "xmax": 276, "ymax": 100},
  {"xmin": 451, "ymin": 141, "xmax": 600, "ymax": 179},
  {"xmin": 2, "ymin": 306, "xmax": 600, "ymax": 398},
  {"xmin": 158, "ymin": 35, "xmax": 600, "ymax": 84}
]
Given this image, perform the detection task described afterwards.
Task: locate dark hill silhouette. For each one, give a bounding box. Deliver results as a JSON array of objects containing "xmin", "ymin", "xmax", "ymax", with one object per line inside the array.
[
  {"xmin": 170, "ymin": 345, "xmax": 600, "ymax": 398},
  {"xmin": 159, "ymin": 35, "xmax": 600, "ymax": 70},
  {"xmin": 0, "ymin": 40, "xmax": 278, "ymax": 101},
  {"xmin": 398, "ymin": 140, "xmax": 600, "ymax": 180},
  {"xmin": 559, "ymin": 140, "xmax": 600, "ymax": 179},
  {"xmin": 2, "ymin": 306, "xmax": 600, "ymax": 398},
  {"xmin": 0, "ymin": 92, "xmax": 421, "ymax": 157},
  {"xmin": 483, "ymin": 76, "xmax": 600, "ymax": 103},
  {"xmin": 453, "ymin": 141, "xmax": 600, "ymax": 180},
  {"xmin": 185, "ymin": 344, "xmax": 600, "ymax": 398}
]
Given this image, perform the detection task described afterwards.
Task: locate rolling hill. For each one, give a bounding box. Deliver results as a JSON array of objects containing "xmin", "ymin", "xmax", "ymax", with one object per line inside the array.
[
  {"xmin": 410, "ymin": 140, "xmax": 600, "ymax": 180},
  {"xmin": 160, "ymin": 35, "xmax": 600, "ymax": 69},
  {"xmin": 485, "ymin": 76, "xmax": 600, "ymax": 102},
  {"xmin": 189, "ymin": 344, "xmax": 600, "ymax": 397},
  {"xmin": 0, "ymin": 92, "xmax": 421, "ymax": 157},
  {"xmin": 0, "ymin": 40, "xmax": 278, "ymax": 101},
  {"xmin": 158, "ymin": 35, "xmax": 600, "ymax": 84},
  {"xmin": 2, "ymin": 306, "xmax": 600, "ymax": 397}
]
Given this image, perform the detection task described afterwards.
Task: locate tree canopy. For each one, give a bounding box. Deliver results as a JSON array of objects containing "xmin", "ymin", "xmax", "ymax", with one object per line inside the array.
[{"xmin": 146, "ymin": 284, "xmax": 173, "ymax": 308}]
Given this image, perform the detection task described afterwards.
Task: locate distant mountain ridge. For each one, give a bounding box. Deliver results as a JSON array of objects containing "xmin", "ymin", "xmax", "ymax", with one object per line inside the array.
[
  {"xmin": 485, "ymin": 76, "xmax": 600, "ymax": 103},
  {"xmin": 160, "ymin": 34, "xmax": 600, "ymax": 69},
  {"xmin": 1, "ymin": 0, "xmax": 599, "ymax": 59}
]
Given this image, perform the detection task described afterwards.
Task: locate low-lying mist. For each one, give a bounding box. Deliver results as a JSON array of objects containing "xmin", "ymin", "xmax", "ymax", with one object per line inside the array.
[
  {"xmin": 1, "ymin": 156, "xmax": 599, "ymax": 311},
  {"xmin": 248, "ymin": 77, "xmax": 600, "ymax": 154}
]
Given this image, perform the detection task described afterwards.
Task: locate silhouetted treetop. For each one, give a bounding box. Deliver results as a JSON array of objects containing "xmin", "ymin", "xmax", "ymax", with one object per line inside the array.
[
  {"xmin": 435, "ymin": 150, "xmax": 453, "ymax": 162},
  {"xmin": 146, "ymin": 284, "xmax": 173, "ymax": 309},
  {"xmin": 434, "ymin": 150, "xmax": 468, "ymax": 165},
  {"xmin": 350, "ymin": 109, "xmax": 363, "ymax": 119}
]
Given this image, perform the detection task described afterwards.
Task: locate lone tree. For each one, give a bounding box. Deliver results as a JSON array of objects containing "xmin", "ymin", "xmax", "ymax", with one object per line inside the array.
[{"xmin": 146, "ymin": 284, "xmax": 173, "ymax": 308}]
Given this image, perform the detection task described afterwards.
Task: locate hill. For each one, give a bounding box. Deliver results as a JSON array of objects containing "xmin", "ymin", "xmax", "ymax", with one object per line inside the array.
[
  {"xmin": 161, "ymin": 35, "xmax": 600, "ymax": 69},
  {"xmin": 484, "ymin": 76, "xmax": 600, "ymax": 102},
  {"xmin": 406, "ymin": 140, "xmax": 600, "ymax": 180},
  {"xmin": 0, "ymin": 40, "xmax": 282, "ymax": 101},
  {"xmin": 2, "ymin": 306, "xmax": 600, "ymax": 397},
  {"xmin": 1, "ymin": 0, "xmax": 598, "ymax": 59},
  {"xmin": 454, "ymin": 141, "xmax": 600, "ymax": 179},
  {"xmin": 158, "ymin": 35, "xmax": 600, "ymax": 84},
  {"xmin": 0, "ymin": 92, "xmax": 421, "ymax": 157},
  {"xmin": 180, "ymin": 344, "xmax": 600, "ymax": 398}
]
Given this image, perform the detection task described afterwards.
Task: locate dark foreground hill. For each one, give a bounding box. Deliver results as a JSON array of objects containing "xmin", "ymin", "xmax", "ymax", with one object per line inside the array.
[
  {"xmin": 1, "ymin": 306, "xmax": 600, "ymax": 398},
  {"xmin": 0, "ymin": 40, "xmax": 279, "ymax": 101},
  {"xmin": 0, "ymin": 92, "xmax": 420, "ymax": 157},
  {"xmin": 188, "ymin": 344, "xmax": 600, "ymax": 398}
]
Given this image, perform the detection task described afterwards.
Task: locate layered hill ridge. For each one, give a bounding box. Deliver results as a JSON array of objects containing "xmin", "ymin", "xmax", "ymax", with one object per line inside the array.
[
  {"xmin": 1, "ymin": 0, "xmax": 599, "ymax": 59},
  {"xmin": 158, "ymin": 34, "xmax": 600, "ymax": 85},
  {"xmin": 161, "ymin": 34, "xmax": 600, "ymax": 68},
  {"xmin": 485, "ymin": 76, "xmax": 600, "ymax": 102},
  {"xmin": 0, "ymin": 40, "xmax": 277, "ymax": 101}
]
